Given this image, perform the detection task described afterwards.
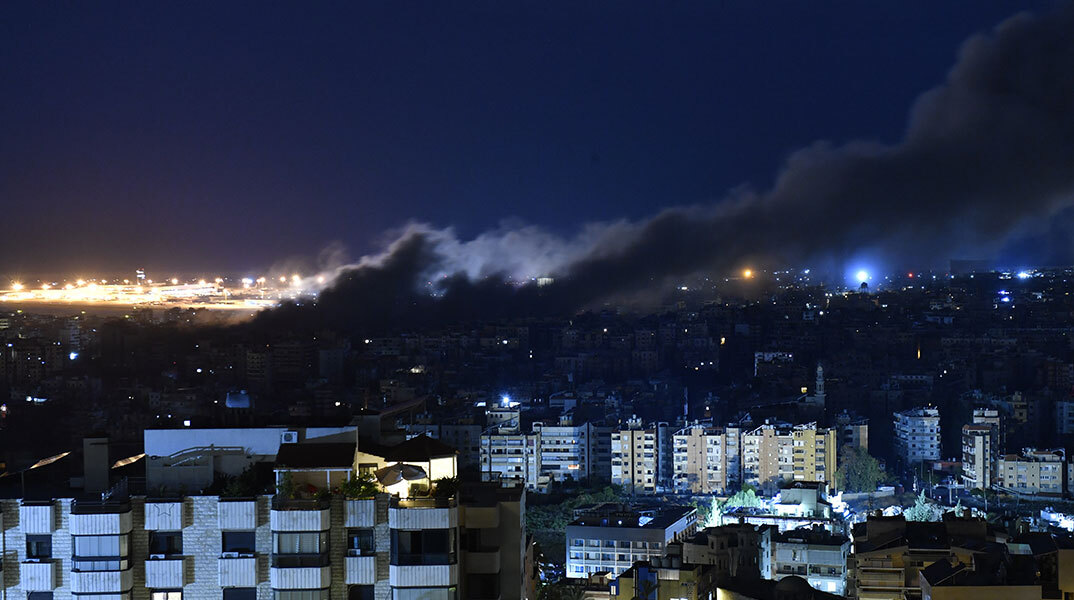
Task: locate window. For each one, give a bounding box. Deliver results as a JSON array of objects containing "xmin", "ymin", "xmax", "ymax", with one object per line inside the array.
[
  {"xmin": 223, "ymin": 531, "xmax": 256, "ymax": 555},
  {"xmin": 390, "ymin": 529, "xmax": 456, "ymax": 565},
  {"xmin": 348, "ymin": 585, "xmax": 375, "ymax": 600},
  {"xmin": 26, "ymin": 534, "xmax": 52, "ymax": 559},
  {"xmin": 223, "ymin": 590, "xmax": 257, "ymax": 600},
  {"xmin": 73, "ymin": 534, "xmax": 130, "ymax": 570},
  {"xmin": 151, "ymin": 593, "xmax": 182, "ymax": 600},
  {"xmin": 27, "ymin": 593, "xmax": 53, "ymax": 600},
  {"xmin": 274, "ymin": 532, "xmax": 329, "ymax": 555},
  {"xmin": 347, "ymin": 529, "xmax": 375, "ymax": 556},
  {"xmin": 149, "ymin": 531, "xmax": 183, "ymax": 557}
]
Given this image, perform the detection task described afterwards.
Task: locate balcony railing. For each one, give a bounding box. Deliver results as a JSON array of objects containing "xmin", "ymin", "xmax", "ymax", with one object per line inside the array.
[
  {"xmin": 272, "ymin": 496, "xmax": 331, "ymax": 511},
  {"xmin": 390, "ymin": 496, "xmax": 457, "ymax": 509},
  {"xmin": 71, "ymin": 499, "xmax": 132, "ymax": 514}
]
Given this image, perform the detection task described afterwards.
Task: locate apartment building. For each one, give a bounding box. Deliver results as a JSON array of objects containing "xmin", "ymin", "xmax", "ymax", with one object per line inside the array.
[
  {"xmin": 771, "ymin": 526, "xmax": 850, "ymax": 595},
  {"xmin": 480, "ymin": 430, "xmax": 541, "ymax": 490},
  {"xmin": 996, "ymin": 448, "xmax": 1066, "ymax": 496},
  {"xmin": 565, "ymin": 504, "xmax": 697, "ymax": 579},
  {"xmin": 671, "ymin": 423, "xmax": 742, "ymax": 494},
  {"xmin": 741, "ymin": 422, "xmax": 836, "ymax": 493},
  {"xmin": 847, "ymin": 514, "xmax": 1002, "ymax": 600},
  {"xmin": 531, "ymin": 415, "xmax": 610, "ymax": 485},
  {"xmin": 893, "ymin": 407, "xmax": 941, "ymax": 464},
  {"xmin": 961, "ymin": 425, "xmax": 994, "ymax": 490},
  {"xmin": 611, "ymin": 418, "xmax": 661, "ymax": 495},
  {"xmin": 1, "ymin": 431, "xmax": 528, "ymax": 600}
]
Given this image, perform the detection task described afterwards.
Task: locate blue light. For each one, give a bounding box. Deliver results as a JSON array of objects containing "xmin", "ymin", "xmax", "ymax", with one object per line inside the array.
[
  {"xmin": 1017, "ymin": 271, "xmax": 1031, "ymax": 279},
  {"xmin": 1001, "ymin": 297, "xmax": 1011, "ymax": 303},
  {"xmin": 68, "ymin": 352, "xmax": 78, "ymax": 360},
  {"xmin": 856, "ymin": 270, "xmax": 869, "ymax": 283},
  {"xmin": 501, "ymin": 395, "xmax": 511, "ymax": 406}
]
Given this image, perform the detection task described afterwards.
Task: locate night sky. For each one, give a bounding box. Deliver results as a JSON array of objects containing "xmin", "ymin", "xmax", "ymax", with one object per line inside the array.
[{"xmin": 0, "ymin": 1, "xmax": 1057, "ymax": 277}]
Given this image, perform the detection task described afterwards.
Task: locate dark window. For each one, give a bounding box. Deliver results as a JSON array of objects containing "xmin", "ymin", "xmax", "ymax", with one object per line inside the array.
[
  {"xmin": 28, "ymin": 593, "xmax": 54, "ymax": 600},
  {"xmin": 390, "ymin": 529, "xmax": 456, "ymax": 565},
  {"xmin": 223, "ymin": 589, "xmax": 257, "ymax": 600},
  {"xmin": 347, "ymin": 528, "xmax": 374, "ymax": 556},
  {"xmin": 26, "ymin": 535, "xmax": 52, "ymax": 559},
  {"xmin": 148, "ymin": 531, "xmax": 183, "ymax": 557},
  {"xmin": 222, "ymin": 531, "xmax": 256, "ymax": 555},
  {"xmin": 348, "ymin": 586, "xmax": 375, "ymax": 600}
]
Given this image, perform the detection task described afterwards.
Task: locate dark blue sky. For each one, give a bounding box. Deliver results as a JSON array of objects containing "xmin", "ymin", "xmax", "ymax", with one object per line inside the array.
[{"xmin": 0, "ymin": 1, "xmax": 1056, "ymax": 276}]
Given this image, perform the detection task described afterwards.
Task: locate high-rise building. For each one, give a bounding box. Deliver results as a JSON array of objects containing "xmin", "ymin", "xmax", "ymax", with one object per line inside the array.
[
  {"xmin": 672, "ymin": 423, "xmax": 742, "ymax": 494},
  {"xmin": 611, "ymin": 417, "xmax": 661, "ymax": 495},
  {"xmin": 741, "ymin": 422, "xmax": 837, "ymax": 493},
  {"xmin": 532, "ymin": 414, "xmax": 607, "ymax": 485},
  {"xmin": 961, "ymin": 424, "xmax": 994, "ymax": 490},
  {"xmin": 893, "ymin": 407, "xmax": 941, "ymax": 464}
]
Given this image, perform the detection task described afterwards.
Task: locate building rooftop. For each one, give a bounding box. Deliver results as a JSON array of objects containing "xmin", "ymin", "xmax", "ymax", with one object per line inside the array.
[
  {"xmin": 569, "ymin": 504, "xmax": 695, "ymax": 530},
  {"xmin": 773, "ymin": 526, "xmax": 848, "ymax": 546}
]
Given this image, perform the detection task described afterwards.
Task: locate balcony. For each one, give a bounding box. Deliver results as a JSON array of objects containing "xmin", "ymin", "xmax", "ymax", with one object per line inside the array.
[
  {"xmin": 219, "ymin": 556, "xmax": 258, "ymax": 587},
  {"xmin": 219, "ymin": 498, "xmax": 259, "ymax": 530},
  {"xmin": 270, "ymin": 561, "xmax": 331, "ymax": 589},
  {"xmin": 20, "ymin": 560, "xmax": 57, "ymax": 591},
  {"xmin": 19, "ymin": 501, "xmax": 56, "ymax": 534},
  {"xmin": 389, "ymin": 563, "xmax": 460, "ymax": 588},
  {"xmin": 389, "ymin": 496, "xmax": 458, "ymax": 530},
  {"xmin": 270, "ymin": 497, "xmax": 331, "ymax": 531},
  {"xmin": 145, "ymin": 557, "xmax": 186, "ymax": 588},
  {"xmin": 70, "ymin": 568, "xmax": 134, "ymax": 594},
  {"xmin": 144, "ymin": 499, "xmax": 184, "ymax": 530},
  {"xmin": 858, "ymin": 570, "xmax": 904, "ymax": 589},
  {"xmin": 465, "ymin": 550, "xmax": 501, "ymax": 574},
  {"xmin": 344, "ymin": 498, "xmax": 376, "ymax": 528},
  {"xmin": 345, "ymin": 555, "xmax": 377, "ymax": 585},
  {"xmin": 70, "ymin": 500, "xmax": 133, "ymax": 535}
]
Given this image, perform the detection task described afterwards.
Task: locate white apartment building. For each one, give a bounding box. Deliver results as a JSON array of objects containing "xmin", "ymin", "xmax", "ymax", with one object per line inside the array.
[
  {"xmin": 893, "ymin": 407, "xmax": 941, "ymax": 464},
  {"xmin": 1, "ymin": 431, "xmax": 527, "ymax": 600},
  {"xmin": 480, "ymin": 431, "xmax": 541, "ymax": 490},
  {"xmin": 565, "ymin": 505, "xmax": 697, "ymax": 579},
  {"xmin": 531, "ymin": 416, "xmax": 609, "ymax": 485},
  {"xmin": 771, "ymin": 527, "xmax": 851, "ymax": 595},
  {"xmin": 997, "ymin": 448, "xmax": 1066, "ymax": 497}
]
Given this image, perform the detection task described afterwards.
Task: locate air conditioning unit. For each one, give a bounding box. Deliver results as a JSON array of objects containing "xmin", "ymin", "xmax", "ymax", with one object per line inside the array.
[
  {"xmin": 221, "ymin": 552, "xmax": 240, "ymax": 558},
  {"xmin": 281, "ymin": 431, "xmax": 299, "ymax": 444},
  {"xmin": 239, "ymin": 552, "xmax": 255, "ymax": 558},
  {"xmin": 149, "ymin": 554, "xmax": 166, "ymax": 560}
]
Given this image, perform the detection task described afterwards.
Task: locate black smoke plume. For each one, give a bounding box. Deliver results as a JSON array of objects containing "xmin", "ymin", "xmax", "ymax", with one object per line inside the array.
[{"xmin": 257, "ymin": 5, "xmax": 1074, "ymax": 335}]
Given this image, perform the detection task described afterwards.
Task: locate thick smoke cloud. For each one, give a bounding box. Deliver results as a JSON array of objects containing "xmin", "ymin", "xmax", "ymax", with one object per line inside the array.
[{"xmin": 258, "ymin": 5, "xmax": 1074, "ymax": 334}]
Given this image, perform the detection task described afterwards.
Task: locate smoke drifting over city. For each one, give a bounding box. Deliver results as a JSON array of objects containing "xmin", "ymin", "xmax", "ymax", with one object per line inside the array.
[{"xmin": 262, "ymin": 6, "xmax": 1074, "ymax": 333}]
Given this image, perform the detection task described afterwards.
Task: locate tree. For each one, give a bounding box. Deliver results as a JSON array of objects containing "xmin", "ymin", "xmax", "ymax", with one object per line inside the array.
[
  {"xmin": 835, "ymin": 446, "xmax": 887, "ymax": 493},
  {"xmin": 904, "ymin": 491, "xmax": 941, "ymax": 522}
]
